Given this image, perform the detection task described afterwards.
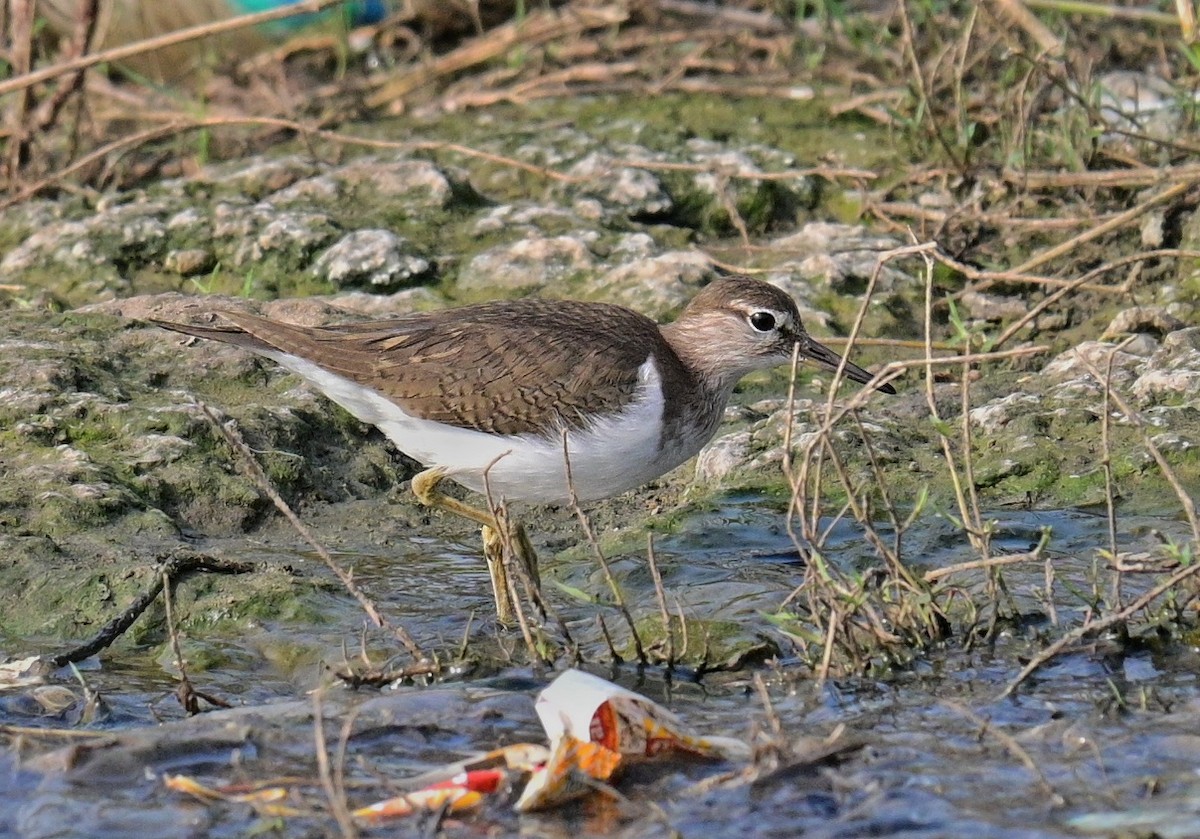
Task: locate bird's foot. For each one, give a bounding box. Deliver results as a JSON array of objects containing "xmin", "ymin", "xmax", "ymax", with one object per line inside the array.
[
  {"xmin": 481, "ymin": 521, "xmax": 540, "ymax": 625},
  {"xmin": 413, "ymin": 467, "xmax": 541, "ymax": 624}
]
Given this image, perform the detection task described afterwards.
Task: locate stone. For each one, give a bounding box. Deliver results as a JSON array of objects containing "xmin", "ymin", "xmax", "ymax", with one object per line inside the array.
[
  {"xmin": 456, "ymin": 235, "xmax": 594, "ymax": 294},
  {"xmin": 312, "ymin": 229, "xmax": 432, "ymax": 290}
]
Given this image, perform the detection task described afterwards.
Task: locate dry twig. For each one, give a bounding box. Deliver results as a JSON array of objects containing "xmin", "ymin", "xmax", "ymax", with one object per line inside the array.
[{"xmin": 199, "ymin": 402, "xmax": 428, "ymax": 663}]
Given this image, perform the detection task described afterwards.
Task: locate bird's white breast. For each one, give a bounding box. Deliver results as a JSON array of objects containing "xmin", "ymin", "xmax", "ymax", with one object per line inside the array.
[{"xmin": 260, "ymin": 351, "xmax": 709, "ymax": 505}]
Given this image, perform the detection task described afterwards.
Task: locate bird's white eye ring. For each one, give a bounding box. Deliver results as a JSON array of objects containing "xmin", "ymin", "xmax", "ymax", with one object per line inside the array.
[{"xmin": 748, "ymin": 311, "xmax": 777, "ymax": 332}]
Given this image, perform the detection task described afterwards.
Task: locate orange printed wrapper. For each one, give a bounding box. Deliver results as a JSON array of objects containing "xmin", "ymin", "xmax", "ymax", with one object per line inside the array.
[
  {"xmin": 397, "ymin": 742, "xmax": 549, "ymax": 792},
  {"xmin": 513, "ymin": 734, "xmax": 621, "ymax": 812},
  {"xmin": 164, "ymin": 774, "xmax": 300, "ymax": 817},
  {"xmin": 170, "ymin": 672, "xmax": 749, "ymax": 821},
  {"xmin": 353, "ymin": 768, "xmax": 512, "ymax": 821},
  {"xmin": 535, "ymin": 669, "xmax": 752, "ymax": 763},
  {"xmin": 354, "ymin": 742, "xmax": 549, "ymax": 820},
  {"xmin": 353, "ymin": 783, "xmax": 486, "ymax": 821}
]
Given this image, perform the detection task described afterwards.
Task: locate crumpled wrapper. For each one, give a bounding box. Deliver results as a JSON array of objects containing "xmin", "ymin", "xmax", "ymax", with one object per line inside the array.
[
  {"xmin": 515, "ymin": 669, "xmax": 751, "ymax": 811},
  {"xmin": 166, "ymin": 668, "xmax": 751, "ymax": 820}
]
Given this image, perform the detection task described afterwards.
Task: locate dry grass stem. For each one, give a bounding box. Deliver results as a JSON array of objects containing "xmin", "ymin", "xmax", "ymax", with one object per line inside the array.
[
  {"xmin": 49, "ymin": 551, "xmax": 256, "ymax": 668},
  {"xmin": 992, "ymin": 0, "xmax": 1065, "ymax": 54},
  {"xmin": 752, "ymin": 672, "xmax": 784, "ymax": 739},
  {"xmin": 199, "ymin": 403, "xmax": 427, "ymax": 663},
  {"xmin": 562, "ymin": 432, "xmax": 647, "ymax": 665},
  {"xmin": 1001, "ymin": 556, "xmax": 1200, "ymax": 698},
  {"xmin": 920, "ymin": 250, "xmax": 985, "ymax": 556},
  {"xmin": 596, "ymin": 614, "xmax": 622, "ymax": 663},
  {"xmin": 1023, "ymin": 0, "xmax": 1177, "ymax": 26},
  {"xmin": 0, "ymin": 723, "xmax": 113, "ymax": 739},
  {"xmin": 1075, "ymin": 358, "xmax": 1200, "ymax": 542},
  {"xmin": 646, "ymin": 535, "xmax": 676, "ymax": 667},
  {"xmin": 2, "ymin": 115, "xmax": 587, "ymax": 205},
  {"xmin": 1010, "ymin": 181, "xmax": 1193, "ymax": 276},
  {"xmin": 781, "ymin": 244, "xmax": 950, "ymax": 676},
  {"xmin": 1006, "ymin": 161, "xmax": 1200, "ymax": 188},
  {"xmin": 922, "ymin": 538, "xmax": 1049, "ymax": 583},
  {"xmin": 942, "ymin": 700, "xmax": 1065, "ymax": 804},
  {"xmin": 1100, "ymin": 340, "xmax": 1125, "ymax": 607},
  {"xmin": 366, "ymin": 5, "xmax": 630, "ymax": 108},
  {"xmin": 312, "ymin": 689, "xmax": 357, "ymax": 839},
  {"xmin": 163, "ymin": 571, "xmax": 200, "ymax": 715}
]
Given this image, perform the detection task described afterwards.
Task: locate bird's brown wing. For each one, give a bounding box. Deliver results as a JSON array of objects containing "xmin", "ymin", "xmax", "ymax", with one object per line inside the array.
[{"xmin": 153, "ymin": 301, "xmax": 665, "ymax": 437}]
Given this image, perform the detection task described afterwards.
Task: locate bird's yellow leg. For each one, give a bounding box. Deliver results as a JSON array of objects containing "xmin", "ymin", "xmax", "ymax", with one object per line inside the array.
[
  {"xmin": 411, "ymin": 466, "xmax": 496, "ymax": 529},
  {"xmin": 481, "ymin": 524, "xmax": 514, "ymax": 624},
  {"xmin": 512, "ymin": 522, "xmax": 540, "ymax": 589},
  {"xmin": 411, "ymin": 467, "xmax": 540, "ymax": 623}
]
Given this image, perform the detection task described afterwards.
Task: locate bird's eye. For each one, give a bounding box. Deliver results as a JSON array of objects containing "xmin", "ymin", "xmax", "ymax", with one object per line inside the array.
[{"xmin": 748, "ymin": 311, "xmax": 777, "ymax": 332}]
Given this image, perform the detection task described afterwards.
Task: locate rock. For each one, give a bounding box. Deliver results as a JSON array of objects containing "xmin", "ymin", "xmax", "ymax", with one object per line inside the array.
[
  {"xmin": 165, "ymin": 207, "xmax": 208, "ymax": 234},
  {"xmin": 610, "ymin": 233, "xmax": 657, "ymax": 259},
  {"xmin": 969, "ymin": 392, "xmax": 1042, "ymax": 435},
  {"xmin": 268, "ymin": 174, "xmax": 340, "ymax": 204},
  {"xmin": 323, "ymin": 157, "xmax": 458, "ymax": 208},
  {"xmin": 1103, "ymin": 306, "xmax": 1187, "ymax": 339},
  {"xmin": 1132, "ymin": 369, "xmax": 1200, "ymax": 402},
  {"xmin": 127, "ymin": 434, "xmax": 194, "ymax": 466},
  {"xmin": 212, "ymin": 200, "xmax": 273, "ymax": 241},
  {"xmin": 0, "ymin": 198, "xmax": 63, "ymax": 243},
  {"xmin": 1119, "ymin": 334, "xmax": 1161, "ymax": 358},
  {"xmin": 680, "ymin": 139, "xmax": 818, "ymax": 234},
  {"xmin": 163, "ymin": 248, "xmax": 215, "ymax": 276},
  {"xmin": 198, "ymin": 155, "xmax": 319, "ymax": 199},
  {"xmin": 1093, "ymin": 71, "xmax": 1184, "ymax": 143},
  {"xmin": 327, "ymin": 286, "xmax": 444, "ymax": 317},
  {"xmin": 0, "ymin": 220, "xmax": 100, "ymax": 272},
  {"xmin": 470, "ymin": 203, "xmax": 587, "ymax": 236},
  {"xmin": 0, "ymin": 200, "xmax": 170, "ymax": 274},
  {"xmin": 104, "ymin": 202, "xmax": 170, "ymax": 251},
  {"xmin": 256, "ymin": 211, "xmax": 338, "ymax": 256},
  {"xmin": 1035, "ymin": 310, "xmax": 1070, "ymax": 333},
  {"xmin": 312, "ymin": 229, "xmax": 432, "ymax": 290},
  {"xmin": 961, "ymin": 290, "xmax": 1027, "ymax": 322},
  {"xmin": 1141, "ymin": 211, "xmax": 1165, "ymax": 248},
  {"xmin": 694, "ymin": 431, "xmax": 753, "ymax": 483},
  {"xmin": 571, "ymin": 197, "xmax": 605, "ymax": 220},
  {"xmin": 1150, "ymin": 432, "xmax": 1195, "ymax": 454},
  {"xmin": 1133, "ymin": 327, "xmax": 1200, "ymax": 403},
  {"xmin": 210, "ymin": 204, "xmax": 337, "ymax": 269},
  {"xmin": 767, "ymin": 223, "xmax": 910, "ymax": 293},
  {"xmin": 565, "ymin": 152, "xmax": 672, "ymax": 217},
  {"xmin": 587, "ymin": 251, "xmax": 715, "ymax": 317},
  {"xmin": 1160, "ymin": 326, "xmax": 1200, "ymax": 354},
  {"xmin": 456, "ymin": 234, "xmax": 595, "ymax": 294},
  {"xmin": 1042, "ymin": 341, "xmax": 1144, "ymax": 387}
]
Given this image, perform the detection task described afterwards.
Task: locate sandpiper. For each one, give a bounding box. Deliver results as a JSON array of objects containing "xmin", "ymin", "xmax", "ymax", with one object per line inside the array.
[{"xmin": 152, "ymin": 276, "xmax": 895, "ymax": 620}]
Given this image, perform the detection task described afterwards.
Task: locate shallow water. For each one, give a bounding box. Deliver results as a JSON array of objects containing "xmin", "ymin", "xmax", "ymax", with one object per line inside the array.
[{"xmin": 2, "ymin": 500, "xmax": 1198, "ymax": 838}]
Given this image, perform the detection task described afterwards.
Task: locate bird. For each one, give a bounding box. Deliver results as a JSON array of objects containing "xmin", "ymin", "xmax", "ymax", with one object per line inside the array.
[{"xmin": 151, "ymin": 275, "xmax": 896, "ymax": 620}]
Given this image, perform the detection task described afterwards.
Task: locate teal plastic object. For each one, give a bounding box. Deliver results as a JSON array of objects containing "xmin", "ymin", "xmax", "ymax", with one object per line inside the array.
[
  {"xmin": 38, "ymin": 0, "xmax": 392, "ymax": 81},
  {"xmin": 231, "ymin": 0, "xmax": 388, "ymax": 32}
]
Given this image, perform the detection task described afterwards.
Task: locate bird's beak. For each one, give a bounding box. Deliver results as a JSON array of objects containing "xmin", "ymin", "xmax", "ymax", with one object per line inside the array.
[{"xmin": 796, "ymin": 334, "xmax": 896, "ymax": 394}]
